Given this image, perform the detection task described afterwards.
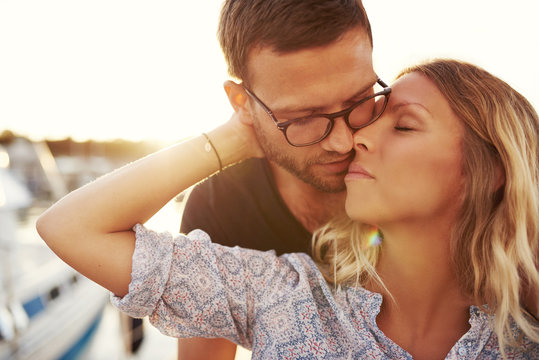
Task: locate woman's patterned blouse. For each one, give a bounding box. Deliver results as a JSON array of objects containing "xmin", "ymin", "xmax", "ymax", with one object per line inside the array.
[{"xmin": 111, "ymin": 225, "xmax": 538, "ymax": 359}]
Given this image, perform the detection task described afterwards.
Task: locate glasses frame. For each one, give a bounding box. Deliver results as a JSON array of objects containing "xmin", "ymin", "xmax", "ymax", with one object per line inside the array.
[{"xmin": 243, "ymin": 78, "xmax": 392, "ymax": 147}]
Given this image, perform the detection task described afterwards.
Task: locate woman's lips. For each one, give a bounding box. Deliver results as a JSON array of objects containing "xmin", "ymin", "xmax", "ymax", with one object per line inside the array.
[{"xmin": 345, "ymin": 163, "xmax": 374, "ymax": 180}]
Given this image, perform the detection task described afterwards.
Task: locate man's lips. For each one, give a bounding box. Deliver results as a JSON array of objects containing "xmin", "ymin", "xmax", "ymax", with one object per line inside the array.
[
  {"xmin": 319, "ymin": 156, "xmax": 354, "ymax": 173},
  {"xmin": 345, "ymin": 162, "xmax": 374, "ymax": 180}
]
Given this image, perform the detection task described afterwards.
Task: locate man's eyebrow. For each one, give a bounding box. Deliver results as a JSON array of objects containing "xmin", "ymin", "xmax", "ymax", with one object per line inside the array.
[
  {"xmin": 273, "ymin": 77, "xmax": 379, "ymax": 115},
  {"xmin": 345, "ymin": 77, "xmax": 379, "ymax": 102}
]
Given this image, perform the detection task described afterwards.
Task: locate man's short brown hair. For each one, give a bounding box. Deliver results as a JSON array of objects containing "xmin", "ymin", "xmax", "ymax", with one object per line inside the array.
[{"xmin": 218, "ymin": 0, "xmax": 373, "ymax": 82}]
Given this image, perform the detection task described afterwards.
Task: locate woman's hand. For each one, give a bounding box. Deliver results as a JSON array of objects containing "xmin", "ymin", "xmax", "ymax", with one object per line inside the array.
[
  {"xmin": 203, "ymin": 108, "xmax": 265, "ymax": 169},
  {"xmin": 223, "ymin": 104, "xmax": 265, "ymax": 160},
  {"xmin": 216, "ymin": 79, "xmax": 266, "ymax": 160}
]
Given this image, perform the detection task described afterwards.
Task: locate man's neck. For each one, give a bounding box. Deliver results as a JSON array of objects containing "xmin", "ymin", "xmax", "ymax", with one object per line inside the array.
[{"xmin": 269, "ymin": 162, "xmax": 345, "ymax": 233}]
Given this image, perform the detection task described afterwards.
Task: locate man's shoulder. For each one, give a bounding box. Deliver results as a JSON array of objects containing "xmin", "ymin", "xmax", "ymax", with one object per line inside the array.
[
  {"xmin": 210, "ymin": 157, "xmax": 268, "ymax": 182},
  {"xmin": 183, "ymin": 157, "xmax": 279, "ymax": 220},
  {"xmin": 190, "ymin": 158, "xmax": 273, "ymax": 197},
  {"xmin": 181, "ymin": 157, "xmax": 311, "ymax": 253}
]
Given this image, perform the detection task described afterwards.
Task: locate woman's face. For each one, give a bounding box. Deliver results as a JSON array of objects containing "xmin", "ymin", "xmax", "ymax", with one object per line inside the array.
[{"xmin": 345, "ymin": 72, "xmax": 465, "ymax": 228}]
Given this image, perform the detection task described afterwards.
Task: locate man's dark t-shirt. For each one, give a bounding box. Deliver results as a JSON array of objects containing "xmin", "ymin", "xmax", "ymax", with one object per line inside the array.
[{"xmin": 180, "ymin": 158, "xmax": 312, "ymax": 256}]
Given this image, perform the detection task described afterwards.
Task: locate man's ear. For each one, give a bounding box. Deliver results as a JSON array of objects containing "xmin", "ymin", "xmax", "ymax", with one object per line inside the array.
[{"xmin": 224, "ymin": 80, "xmax": 250, "ymax": 116}]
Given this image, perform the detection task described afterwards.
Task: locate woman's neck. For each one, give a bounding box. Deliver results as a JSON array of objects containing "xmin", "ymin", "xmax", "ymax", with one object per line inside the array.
[{"xmin": 368, "ymin": 221, "xmax": 473, "ymax": 359}]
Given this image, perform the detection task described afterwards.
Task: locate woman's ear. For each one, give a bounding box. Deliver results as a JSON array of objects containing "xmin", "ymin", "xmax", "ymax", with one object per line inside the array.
[{"xmin": 492, "ymin": 162, "xmax": 506, "ymax": 192}]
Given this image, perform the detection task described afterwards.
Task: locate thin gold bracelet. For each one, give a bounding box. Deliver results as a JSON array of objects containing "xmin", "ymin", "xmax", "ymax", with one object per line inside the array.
[{"xmin": 201, "ymin": 132, "xmax": 223, "ymax": 171}]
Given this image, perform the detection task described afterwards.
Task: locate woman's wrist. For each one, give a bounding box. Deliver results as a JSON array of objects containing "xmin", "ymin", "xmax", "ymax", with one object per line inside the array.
[
  {"xmin": 201, "ymin": 132, "xmax": 223, "ymax": 171},
  {"xmin": 202, "ymin": 123, "xmax": 257, "ymax": 170}
]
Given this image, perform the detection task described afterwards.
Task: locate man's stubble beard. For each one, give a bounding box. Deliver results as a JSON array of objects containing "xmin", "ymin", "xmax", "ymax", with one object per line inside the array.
[{"xmin": 252, "ymin": 118, "xmax": 347, "ymax": 193}]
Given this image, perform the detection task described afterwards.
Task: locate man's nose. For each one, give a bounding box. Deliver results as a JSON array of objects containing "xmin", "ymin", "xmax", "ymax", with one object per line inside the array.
[{"xmin": 320, "ymin": 117, "xmax": 354, "ymax": 154}]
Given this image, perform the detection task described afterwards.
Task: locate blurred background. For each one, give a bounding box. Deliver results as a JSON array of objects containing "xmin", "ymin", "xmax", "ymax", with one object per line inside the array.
[{"xmin": 1, "ymin": 0, "xmax": 537, "ymax": 359}]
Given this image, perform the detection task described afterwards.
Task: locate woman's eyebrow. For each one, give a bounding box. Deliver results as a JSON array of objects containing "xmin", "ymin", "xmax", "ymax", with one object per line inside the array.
[{"xmin": 391, "ymin": 101, "xmax": 433, "ymax": 117}]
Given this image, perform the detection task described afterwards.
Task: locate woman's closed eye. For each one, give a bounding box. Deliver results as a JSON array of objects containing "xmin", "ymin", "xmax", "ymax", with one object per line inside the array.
[
  {"xmin": 394, "ymin": 120, "xmax": 417, "ymax": 132},
  {"xmin": 393, "ymin": 113, "xmax": 422, "ymax": 132},
  {"xmin": 394, "ymin": 125, "xmax": 415, "ymax": 132}
]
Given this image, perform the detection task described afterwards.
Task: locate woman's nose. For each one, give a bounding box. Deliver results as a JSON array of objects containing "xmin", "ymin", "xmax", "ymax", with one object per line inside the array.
[{"xmin": 352, "ymin": 117, "xmax": 383, "ymax": 152}]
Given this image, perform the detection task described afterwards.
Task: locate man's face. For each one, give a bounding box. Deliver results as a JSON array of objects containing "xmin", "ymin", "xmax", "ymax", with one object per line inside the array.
[{"xmin": 245, "ymin": 29, "xmax": 376, "ymax": 193}]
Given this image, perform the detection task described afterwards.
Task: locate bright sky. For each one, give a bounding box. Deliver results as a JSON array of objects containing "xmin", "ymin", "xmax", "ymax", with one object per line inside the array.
[{"xmin": 1, "ymin": 0, "xmax": 538, "ymax": 142}]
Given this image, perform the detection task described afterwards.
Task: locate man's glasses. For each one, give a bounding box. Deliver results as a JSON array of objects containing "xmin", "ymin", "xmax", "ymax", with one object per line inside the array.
[{"xmin": 243, "ymin": 78, "xmax": 392, "ymax": 147}]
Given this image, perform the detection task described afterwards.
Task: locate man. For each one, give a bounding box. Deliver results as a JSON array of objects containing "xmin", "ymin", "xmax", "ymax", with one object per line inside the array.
[{"xmin": 179, "ymin": 0, "xmax": 378, "ymax": 358}]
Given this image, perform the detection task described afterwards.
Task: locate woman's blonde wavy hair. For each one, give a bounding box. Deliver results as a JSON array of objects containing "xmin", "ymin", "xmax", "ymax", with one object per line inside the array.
[{"xmin": 312, "ymin": 59, "xmax": 539, "ymax": 353}]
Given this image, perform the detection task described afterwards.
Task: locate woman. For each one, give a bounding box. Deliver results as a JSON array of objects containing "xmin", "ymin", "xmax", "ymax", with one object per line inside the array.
[{"xmin": 37, "ymin": 59, "xmax": 538, "ymax": 359}]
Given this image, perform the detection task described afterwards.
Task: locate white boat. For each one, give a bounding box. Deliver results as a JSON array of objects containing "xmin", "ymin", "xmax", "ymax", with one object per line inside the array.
[{"xmin": 0, "ymin": 145, "xmax": 108, "ymax": 360}]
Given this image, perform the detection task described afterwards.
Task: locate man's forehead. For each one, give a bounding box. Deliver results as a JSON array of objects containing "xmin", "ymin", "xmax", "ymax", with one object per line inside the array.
[
  {"xmin": 245, "ymin": 30, "xmax": 373, "ymax": 86},
  {"xmin": 244, "ymin": 32, "xmax": 375, "ymax": 111}
]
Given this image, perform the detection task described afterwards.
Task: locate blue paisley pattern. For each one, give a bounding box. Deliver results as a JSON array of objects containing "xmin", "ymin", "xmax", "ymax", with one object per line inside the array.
[{"xmin": 111, "ymin": 225, "xmax": 538, "ymax": 359}]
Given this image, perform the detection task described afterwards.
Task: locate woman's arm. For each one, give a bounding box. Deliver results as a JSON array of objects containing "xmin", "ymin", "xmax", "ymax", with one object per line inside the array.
[{"xmin": 36, "ymin": 115, "xmax": 262, "ymax": 297}]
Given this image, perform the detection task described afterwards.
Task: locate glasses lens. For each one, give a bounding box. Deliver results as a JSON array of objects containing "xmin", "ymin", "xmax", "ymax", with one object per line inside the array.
[
  {"xmin": 285, "ymin": 117, "xmax": 332, "ymax": 146},
  {"xmin": 348, "ymin": 94, "xmax": 388, "ymax": 129}
]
